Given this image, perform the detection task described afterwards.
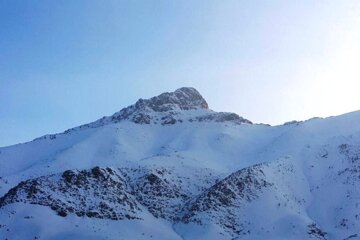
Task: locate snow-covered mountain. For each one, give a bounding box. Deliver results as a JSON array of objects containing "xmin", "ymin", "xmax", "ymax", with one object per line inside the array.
[{"xmin": 0, "ymin": 87, "xmax": 359, "ymax": 240}]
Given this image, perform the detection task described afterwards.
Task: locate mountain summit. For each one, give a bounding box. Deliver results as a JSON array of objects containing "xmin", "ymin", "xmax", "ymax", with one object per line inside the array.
[
  {"xmin": 134, "ymin": 87, "xmax": 209, "ymax": 112},
  {"xmin": 33, "ymin": 87, "xmax": 251, "ymax": 141},
  {"xmin": 65, "ymin": 87, "xmax": 252, "ymax": 131}
]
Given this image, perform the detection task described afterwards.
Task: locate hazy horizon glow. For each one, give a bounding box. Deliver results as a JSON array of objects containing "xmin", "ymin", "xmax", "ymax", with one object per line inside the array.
[{"xmin": 1, "ymin": 1, "xmax": 360, "ymax": 147}]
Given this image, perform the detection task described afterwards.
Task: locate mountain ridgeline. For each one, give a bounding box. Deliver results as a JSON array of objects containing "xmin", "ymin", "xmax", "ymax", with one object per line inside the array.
[{"xmin": 0, "ymin": 87, "xmax": 359, "ymax": 240}]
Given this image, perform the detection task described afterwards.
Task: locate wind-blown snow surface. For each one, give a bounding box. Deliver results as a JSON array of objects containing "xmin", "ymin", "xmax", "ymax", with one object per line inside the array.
[{"xmin": 0, "ymin": 88, "xmax": 359, "ymax": 239}]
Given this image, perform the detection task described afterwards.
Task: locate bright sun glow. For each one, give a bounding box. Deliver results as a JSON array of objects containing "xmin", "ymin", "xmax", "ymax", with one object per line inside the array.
[{"xmin": 300, "ymin": 10, "xmax": 360, "ymax": 119}]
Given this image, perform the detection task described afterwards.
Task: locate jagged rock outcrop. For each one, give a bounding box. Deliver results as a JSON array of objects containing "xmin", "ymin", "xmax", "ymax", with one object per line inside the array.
[
  {"xmin": 307, "ymin": 223, "xmax": 327, "ymax": 240},
  {"xmin": 131, "ymin": 87, "xmax": 209, "ymax": 112},
  {"xmin": 182, "ymin": 163, "xmax": 272, "ymax": 236},
  {"xmin": 0, "ymin": 163, "xmax": 272, "ymax": 233},
  {"xmin": 0, "ymin": 167, "xmax": 142, "ymax": 220},
  {"xmin": 191, "ymin": 112, "xmax": 252, "ymax": 124},
  {"xmin": 0, "ymin": 166, "xmax": 219, "ymax": 222},
  {"xmin": 338, "ymin": 143, "xmax": 360, "ymax": 183},
  {"xmin": 128, "ymin": 168, "xmax": 191, "ymax": 220},
  {"xmin": 103, "ymin": 87, "xmax": 251, "ymax": 126}
]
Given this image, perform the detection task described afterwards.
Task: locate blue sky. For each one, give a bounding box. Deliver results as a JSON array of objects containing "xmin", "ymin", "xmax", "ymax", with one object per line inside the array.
[{"xmin": 1, "ymin": 0, "xmax": 359, "ymax": 147}]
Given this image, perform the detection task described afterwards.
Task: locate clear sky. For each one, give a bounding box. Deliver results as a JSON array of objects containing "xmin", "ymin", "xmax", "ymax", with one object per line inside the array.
[{"xmin": 1, "ymin": 0, "xmax": 360, "ymax": 147}]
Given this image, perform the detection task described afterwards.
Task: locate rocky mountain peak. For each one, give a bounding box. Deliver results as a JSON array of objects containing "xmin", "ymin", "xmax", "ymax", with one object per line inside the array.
[
  {"xmin": 34, "ymin": 87, "xmax": 251, "ymax": 141},
  {"xmin": 134, "ymin": 87, "xmax": 208, "ymax": 112},
  {"xmin": 105, "ymin": 87, "xmax": 250, "ymax": 125}
]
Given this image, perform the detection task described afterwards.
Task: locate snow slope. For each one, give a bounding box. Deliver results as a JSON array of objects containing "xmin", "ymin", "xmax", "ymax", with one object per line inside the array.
[{"xmin": 0, "ymin": 87, "xmax": 359, "ymax": 239}]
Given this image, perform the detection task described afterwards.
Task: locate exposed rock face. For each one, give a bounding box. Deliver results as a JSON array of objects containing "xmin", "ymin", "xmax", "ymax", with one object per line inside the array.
[
  {"xmin": 338, "ymin": 143, "xmax": 360, "ymax": 183},
  {"xmin": 133, "ymin": 87, "xmax": 209, "ymax": 112},
  {"xmin": 0, "ymin": 166, "xmax": 218, "ymax": 222},
  {"xmin": 109, "ymin": 87, "xmax": 208, "ymax": 123},
  {"xmin": 0, "ymin": 167, "xmax": 141, "ymax": 220},
  {"xmin": 182, "ymin": 163, "xmax": 272, "ymax": 236},
  {"xmin": 129, "ymin": 170, "xmax": 191, "ymax": 220},
  {"xmin": 105, "ymin": 87, "xmax": 251, "ymax": 126},
  {"xmin": 0, "ymin": 163, "xmax": 273, "ymax": 237},
  {"xmin": 191, "ymin": 112, "xmax": 252, "ymax": 124},
  {"xmin": 307, "ymin": 223, "xmax": 327, "ymax": 240}
]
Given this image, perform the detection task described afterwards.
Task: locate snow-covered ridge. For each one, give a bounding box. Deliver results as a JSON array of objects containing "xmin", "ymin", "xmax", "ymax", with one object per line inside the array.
[{"xmin": 0, "ymin": 165, "xmax": 219, "ymax": 221}]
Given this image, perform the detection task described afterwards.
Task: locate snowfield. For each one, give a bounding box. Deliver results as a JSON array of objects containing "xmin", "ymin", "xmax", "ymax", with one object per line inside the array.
[{"xmin": 0, "ymin": 87, "xmax": 359, "ymax": 239}]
